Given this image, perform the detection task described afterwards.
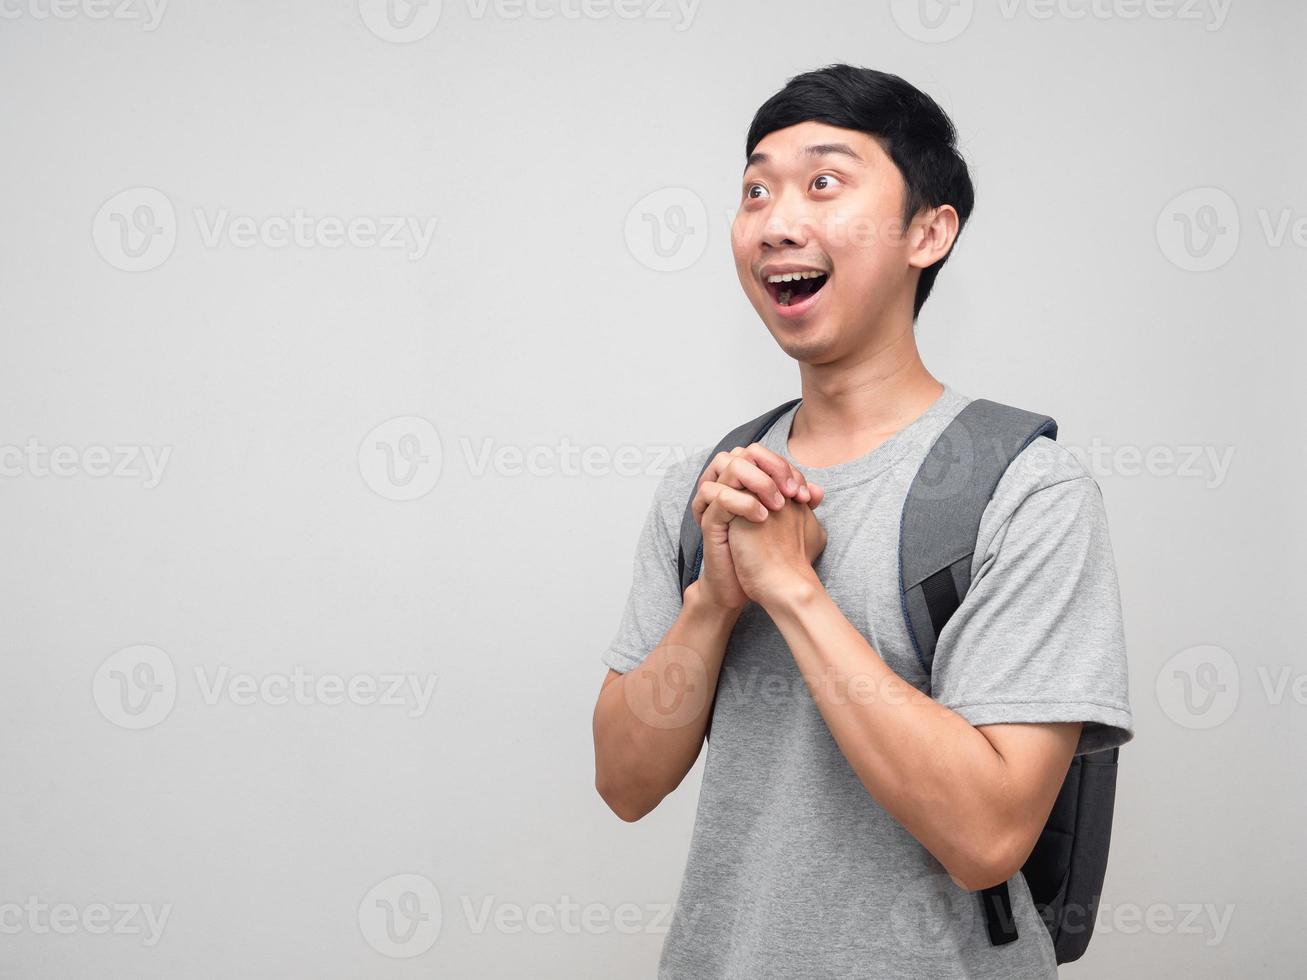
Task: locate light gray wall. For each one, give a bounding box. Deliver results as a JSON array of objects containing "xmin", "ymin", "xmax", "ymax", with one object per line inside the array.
[{"xmin": 0, "ymin": 1, "xmax": 1300, "ymax": 976}]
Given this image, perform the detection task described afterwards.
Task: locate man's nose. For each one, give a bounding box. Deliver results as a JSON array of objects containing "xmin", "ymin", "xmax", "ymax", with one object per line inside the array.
[{"xmin": 760, "ymin": 199, "xmax": 813, "ymax": 249}]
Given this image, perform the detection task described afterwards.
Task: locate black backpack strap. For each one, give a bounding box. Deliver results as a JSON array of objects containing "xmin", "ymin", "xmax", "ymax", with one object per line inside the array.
[
  {"xmin": 898, "ymin": 397, "xmax": 1057, "ymax": 949},
  {"xmin": 676, "ymin": 398, "xmax": 802, "ymax": 596},
  {"xmin": 1030, "ymin": 744, "xmax": 1120, "ymax": 963}
]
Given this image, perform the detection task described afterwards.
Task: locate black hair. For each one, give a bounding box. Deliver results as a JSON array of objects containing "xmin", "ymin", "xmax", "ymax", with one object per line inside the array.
[{"xmin": 745, "ymin": 64, "xmax": 975, "ymax": 320}]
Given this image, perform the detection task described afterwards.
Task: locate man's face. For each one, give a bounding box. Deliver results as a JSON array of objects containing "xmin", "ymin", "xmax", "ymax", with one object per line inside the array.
[{"xmin": 731, "ymin": 120, "xmax": 920, "ymax": 365}]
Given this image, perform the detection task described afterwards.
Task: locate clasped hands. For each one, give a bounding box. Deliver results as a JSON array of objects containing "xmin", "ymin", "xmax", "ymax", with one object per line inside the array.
[{"xmin": 690, "ymin": 443, "xmax": 828, "ymax": 612}]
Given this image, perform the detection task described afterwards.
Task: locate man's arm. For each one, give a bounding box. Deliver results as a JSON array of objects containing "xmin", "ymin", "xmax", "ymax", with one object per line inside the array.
[
  {"xmin": 721, "ymin": 489, "xmax": 1083, "ymax": 892},
  {"xmin": 764, "ymin": 576, "xmax": 1080, "ymax": 891},
  {"xmin": 593, "ymin": 445, "xmax": 821, "ymax": 822},
  {"xmin": 592, "ymin": 580, "xmax": 742, "ymax": 822}
]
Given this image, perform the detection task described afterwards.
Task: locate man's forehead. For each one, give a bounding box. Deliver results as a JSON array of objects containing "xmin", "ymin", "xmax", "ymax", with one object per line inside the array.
[{"xmin": 744, "ymin": 126, "xmax": 879, "ymax": 173}]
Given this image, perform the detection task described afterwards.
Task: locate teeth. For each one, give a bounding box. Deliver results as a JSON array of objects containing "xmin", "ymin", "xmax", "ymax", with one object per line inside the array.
[{"xmin": 765, "ymin": 270, "xmax": 826, "ymax": 283}]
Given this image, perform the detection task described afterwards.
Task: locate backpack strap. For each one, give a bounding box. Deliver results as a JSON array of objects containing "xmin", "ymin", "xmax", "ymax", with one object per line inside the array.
[
  {"xmin": 899, "ymin": 398, "xmax": 1058, "ymax": 678},
  {"xmin": 677, "ymin": 398, "xmax": 802, "ymax": 596},
  {"xmin": 898, "ymin": 397, "xmax": 1057, "ymax": 949}
]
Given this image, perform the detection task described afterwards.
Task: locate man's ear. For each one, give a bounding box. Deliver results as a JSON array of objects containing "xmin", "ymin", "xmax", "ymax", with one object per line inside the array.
[{"xmin": 907, "ymin": 204, "xmax": 960, "ymax": 270}]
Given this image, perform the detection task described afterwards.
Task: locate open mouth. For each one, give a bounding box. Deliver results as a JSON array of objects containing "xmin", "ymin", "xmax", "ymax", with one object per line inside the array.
[{"xmin": 765, "ymin": 271, "xmax": 830, "ymax": 310}]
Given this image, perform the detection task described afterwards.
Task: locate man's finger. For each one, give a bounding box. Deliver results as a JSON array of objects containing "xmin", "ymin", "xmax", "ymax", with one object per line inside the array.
[
  {"xmin": 694, "ymin": 455, "xmax": 786, "ymax": 525},
  {"xmin": 700, "ymin": 481, "xmax": 770, "ymax": 525},
  {"xmin": 698, "ymin": 443, "xmax": 809, "ymax": 506},
  {"xmin": 739, "ymin": 442, "xmax": 812, "ymax": 500}
]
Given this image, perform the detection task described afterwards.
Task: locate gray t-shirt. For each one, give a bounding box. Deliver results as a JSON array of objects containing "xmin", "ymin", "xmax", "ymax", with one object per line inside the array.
[{"xmin": 602, "ymin": 383, "xmax": 1135, "ymax": 979}]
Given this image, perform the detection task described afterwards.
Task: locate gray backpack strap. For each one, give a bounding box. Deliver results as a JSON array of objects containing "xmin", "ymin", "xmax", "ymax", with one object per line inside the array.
[
  {"xmin": 676, "ymin": 398, "xmax": 802, "ymax": 596},
  {"xmin": 899, "ymin": 398, "xmax": 1057, "ymax": 679},
  {"xmin": 898, "ymin": 397, "xmax": 1057, "ymax": 951}
]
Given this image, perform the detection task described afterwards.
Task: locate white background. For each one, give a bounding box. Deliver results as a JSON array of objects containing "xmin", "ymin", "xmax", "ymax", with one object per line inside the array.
[{"xmin": 1, "ymin": 0, "xmax": 1302, "ymax": 976}]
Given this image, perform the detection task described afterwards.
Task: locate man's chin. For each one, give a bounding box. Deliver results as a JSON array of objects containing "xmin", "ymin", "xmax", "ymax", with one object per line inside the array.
[{"xmin": 770, "ymin": 321, "xmax": 841, "ymax": 365}]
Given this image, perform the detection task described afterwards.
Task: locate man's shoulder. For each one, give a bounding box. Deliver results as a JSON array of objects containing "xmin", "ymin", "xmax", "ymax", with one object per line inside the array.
[
  {"xmin": 944, "ymin": 391, "xmax": 1092, "ymax": 503},
  {"xmin": 1004, "ymin": 434, "xmax": 1092, "ymax": 494},
  {"xmin": 642, "ymin": 399, "xmax": 793, "ymax": 540},
  {"xmin": 984, "ymin": 434, "xmax": 1103, "ymax": 543},
  {"xmin": 648, "ymin": 445, "xmax": 714, "ymax": 527}
]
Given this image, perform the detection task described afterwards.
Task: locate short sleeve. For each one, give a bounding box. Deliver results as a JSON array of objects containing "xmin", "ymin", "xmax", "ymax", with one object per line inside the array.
[
  {"xmin": 929, "ymin": 438, "xmax": 1135, "ymax": 756},
  {"xmin": 601, "ymin": 451, "xmax": 707, "ymax": 674}
]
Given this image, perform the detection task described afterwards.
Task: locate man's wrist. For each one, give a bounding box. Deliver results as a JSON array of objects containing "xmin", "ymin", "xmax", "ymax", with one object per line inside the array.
[
  {"xmin": 685, "ymin": 579, "xmax": 748, "ymax": 628},
  {"xmin": 757, "ymin": 567, "xmax": 824, "ymax": 616}
]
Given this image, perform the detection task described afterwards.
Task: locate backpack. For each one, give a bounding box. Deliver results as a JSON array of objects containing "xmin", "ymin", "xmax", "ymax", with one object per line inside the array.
[{"xmin": 674, "ymin": 396, "xmax": 1120, "ymax": 965}]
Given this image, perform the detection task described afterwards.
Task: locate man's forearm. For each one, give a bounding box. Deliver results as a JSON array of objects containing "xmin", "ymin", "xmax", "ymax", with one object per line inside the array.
[
  {"xmin": 593, "ymin": 581, "xmax": 742, "ymax": 821},
  {"xmin": 762, "ymin": 574, "xmax": 1020, "ymax": 889}
]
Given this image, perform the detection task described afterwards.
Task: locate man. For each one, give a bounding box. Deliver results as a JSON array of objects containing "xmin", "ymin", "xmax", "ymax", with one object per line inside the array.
[{"xmin": 591, "ymin": 64, "xmax": 1134, "ymax": 978}]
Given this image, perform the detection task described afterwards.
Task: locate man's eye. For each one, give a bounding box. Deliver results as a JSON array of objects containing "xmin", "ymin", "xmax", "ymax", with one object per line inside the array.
[
  {"xmin": 745, "ymin": 183, "xmax": 769, "ymax": 200},
  {"xmin": 812, "ymin": 174, "xmax": 841, "ymax": 191}
]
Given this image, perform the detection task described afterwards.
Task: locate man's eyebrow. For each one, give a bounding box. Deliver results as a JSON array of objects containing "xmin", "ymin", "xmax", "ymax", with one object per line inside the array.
[{"xmin": 743, "ymin": 142, "xmax": 865, "ymax": 173}]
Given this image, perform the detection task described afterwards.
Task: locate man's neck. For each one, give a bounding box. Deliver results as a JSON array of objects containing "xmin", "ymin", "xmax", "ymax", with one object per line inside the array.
[{"xmin": 788, "ymin": 328, "xmax": 944, "ymax": 470}]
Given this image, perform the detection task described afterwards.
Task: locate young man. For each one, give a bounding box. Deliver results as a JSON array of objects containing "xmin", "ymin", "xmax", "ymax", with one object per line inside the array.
[{"xmin": 591, "ymin": 64, "xmax": 1133, "ymax": 978}]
